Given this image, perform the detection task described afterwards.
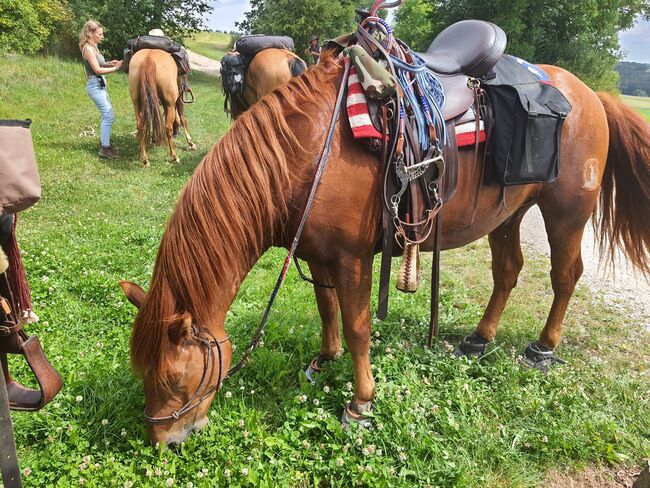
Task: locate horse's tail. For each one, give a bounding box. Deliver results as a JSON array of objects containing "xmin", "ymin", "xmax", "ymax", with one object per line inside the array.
[
  {"xmin": 288, "ymin": 56, "xmax": 307, "ymax": 77},
  {"xmin": 139, "ymin": 57, "xmax": 165, "ymax": 145},
  {"xmin": 595, "ymin": 92, "xmax": 650, "ymax": 275}
]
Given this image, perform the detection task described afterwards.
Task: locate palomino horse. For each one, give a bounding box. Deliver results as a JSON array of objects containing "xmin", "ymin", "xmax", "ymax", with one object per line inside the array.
[
  {"xmin": 128, "ymin": 49, "xmax": 196, "ymax": 166},
  {"xmin": 120, "ymin": 53, "xmax": 650, "ymax": 445},
  {"xmin": 226, "ymin": 48, "xmax": 307, "ymax": 119}
]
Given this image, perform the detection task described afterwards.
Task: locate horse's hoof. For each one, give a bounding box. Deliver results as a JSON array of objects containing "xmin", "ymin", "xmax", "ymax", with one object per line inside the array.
[
  {"xmin": 188, "ymin": 142, "xmax": 197, "ymax": 151},
  {"xmin": 520, "ymin": 341, "xmax": 566, "ymax": 373},
  {"xmin": 142, "ymin": 161, "xmax": 150, "ymax": 168},
  {"xmin": 341, "ymin": 401, "xmax": 373, "ymax": 428},
  {"xmin": 454, "ymin": 332, "xmax": 491, "ymax": 358},
  {"xmin": 172, "ymin": 156, "xmax": 180, "ymax": 164},
  {"xmin": 305, "ymin": 355, "xmax": 327, "ymax": 383}
]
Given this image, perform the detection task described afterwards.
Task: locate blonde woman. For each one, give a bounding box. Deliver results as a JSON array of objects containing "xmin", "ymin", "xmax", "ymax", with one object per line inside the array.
[{"xmin": 79, "ymin": 20, "xmax": 123, "ymax": 159}]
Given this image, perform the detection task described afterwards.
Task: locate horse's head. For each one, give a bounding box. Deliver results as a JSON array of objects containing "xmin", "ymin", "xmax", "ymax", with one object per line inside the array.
[{"xmin": 119, "ymin": 281, "xmax": 232, "ymax": 446}]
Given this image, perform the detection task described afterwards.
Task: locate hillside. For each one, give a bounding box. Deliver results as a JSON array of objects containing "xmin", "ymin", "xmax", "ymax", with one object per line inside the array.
[{"xmin": 616, "ymin": 61, "xmax": 650, "ymax": 96}]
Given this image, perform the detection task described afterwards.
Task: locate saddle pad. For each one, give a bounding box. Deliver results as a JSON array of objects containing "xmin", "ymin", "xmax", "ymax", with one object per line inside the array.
[
  {"xmin": 347, "ymin": 67, "xmax": 383, "ymax": 139},
  {"xmin": 454, "ymin": 108, "xmax": 485, "ymax": 147}
]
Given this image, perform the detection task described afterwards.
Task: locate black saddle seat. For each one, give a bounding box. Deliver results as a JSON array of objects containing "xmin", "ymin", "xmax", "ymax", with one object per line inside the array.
[
  {"xmin": 235, "ymin": 35, "xmax": 295, "ymax": 56},
  {"xmin": 416, "ymin": 20, "xmax": 507, "ymax": 78}
]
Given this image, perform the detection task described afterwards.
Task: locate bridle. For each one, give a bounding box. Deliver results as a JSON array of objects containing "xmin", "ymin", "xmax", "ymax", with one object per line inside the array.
[{"xmin": 144, "ymin": 325, "xmax": 230, "ymax": 423}]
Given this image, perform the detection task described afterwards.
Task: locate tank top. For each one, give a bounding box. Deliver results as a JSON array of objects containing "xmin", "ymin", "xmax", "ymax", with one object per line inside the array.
[{"xmin": 82, "ymin": 45, "xmax": 108, "ymax": 76}]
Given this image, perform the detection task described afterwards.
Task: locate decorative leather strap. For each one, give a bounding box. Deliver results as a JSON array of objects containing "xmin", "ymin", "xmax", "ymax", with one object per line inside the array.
[{"xmin": 0, "ymin": 364, "xmax": 22, "ymax": 488}]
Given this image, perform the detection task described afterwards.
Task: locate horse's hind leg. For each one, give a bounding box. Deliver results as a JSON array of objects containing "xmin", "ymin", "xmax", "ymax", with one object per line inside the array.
[
  {"xmin": 305, "ymin": 262, "xmax": 343, "ymax": 381},
  {"xmin": 135, "ymin": 110, "xmax": 150, "ymax": 167},
  {"xmin": 175, "ymin": 98, "xmax": 196, "ymax": 150},
  {"xmin": 163, "ymin": 104, "xmax": 180, "ymax": 164},
  {"xmin": 456, "ymin": 206, "xmax": 529, "ymax": 357},
  {"xmin": 523, "ymin": 200, "xmax": 591, "ymax": 370}
]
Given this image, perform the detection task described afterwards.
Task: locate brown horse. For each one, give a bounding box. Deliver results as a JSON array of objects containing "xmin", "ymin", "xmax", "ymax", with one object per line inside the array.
[
  {"xmin": 225, "ymin": 48, "xmax": 307, "ymax": 119},
  {"xmin": 128, "ymin": 49, "xmax": 196, "ymax": 166},
  {"xmin": 120, "ymin": 53, "xmax": 650, "ymax": 445}
]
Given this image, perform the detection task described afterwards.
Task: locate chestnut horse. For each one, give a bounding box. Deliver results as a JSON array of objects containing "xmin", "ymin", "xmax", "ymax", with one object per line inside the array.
[
  {"xmin": 128, "ymin": 49, "xmax": 196, "ymax": 166},
  {"xmin": 120, "ymin": 54, "xmax": 650, "ymax": 445},
  {"xmin": 225, "ymin": 48, "xmax": 307, "ymax": 119}
]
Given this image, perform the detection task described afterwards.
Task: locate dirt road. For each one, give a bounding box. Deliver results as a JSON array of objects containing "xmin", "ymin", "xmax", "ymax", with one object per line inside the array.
[
  {"xmin": 187, "ymin": 49, "xmax": 221, "ymax": 77},
  {"xmin": 520, "ymin": 206, "xmax": 650, "ymax": 328}
]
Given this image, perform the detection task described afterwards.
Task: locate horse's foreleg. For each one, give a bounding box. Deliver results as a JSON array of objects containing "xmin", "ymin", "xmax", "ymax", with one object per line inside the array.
[
  {"xmin": 176, "ymin": 99, "xmax": 196, "ymax": 150},
  {"xmin": 336, "ymin": 255, "xmax": 375, "ymax": 426},
  {"xmin": 456, "ymin": 207, "xmax": 528, "ymax": 357},
  {"xmin": 305, "ymin": 262, "xmax": 342, "ymax": 381},
  {"xmin": 164, "ymin": 105, "xmax": 179, "ymax": 164}
]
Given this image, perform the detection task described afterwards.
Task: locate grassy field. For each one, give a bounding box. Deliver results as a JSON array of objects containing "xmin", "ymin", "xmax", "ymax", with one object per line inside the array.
[
  {"xmin": 184, "ymin": 31, "xmax": 236, "ymax": 61},
  {"xmin": 621, "ymin": 94, "xmax": 650, "ymax": 120},
  {"xmin": 0, "ymin": 53, "xmax": 649, "ymax": 487}
]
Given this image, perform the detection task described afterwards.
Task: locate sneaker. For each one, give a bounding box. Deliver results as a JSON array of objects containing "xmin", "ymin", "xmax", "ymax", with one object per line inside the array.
[{"xmin": 98, "ymin": 146, "xmax": 117, "ymax": 159}]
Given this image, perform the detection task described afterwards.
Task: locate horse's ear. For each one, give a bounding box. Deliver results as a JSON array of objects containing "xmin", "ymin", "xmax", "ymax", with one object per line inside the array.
[
  {"xmin": 119, "ymin": 281, "xmax": 147, "ymax": 309},
  {"xmin": 168, "ymin": 312, "xmax": 193, "ymax": 344}
]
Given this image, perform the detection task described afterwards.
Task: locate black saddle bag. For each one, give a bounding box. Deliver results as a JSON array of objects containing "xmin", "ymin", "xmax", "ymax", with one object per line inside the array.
[
  {"xmin": 220, "ymin": 54, "xmax": 246, "ymax": 95},
  {"xmin": 484, "ymin": 55, "xmax": 572, "ymax": 186}
]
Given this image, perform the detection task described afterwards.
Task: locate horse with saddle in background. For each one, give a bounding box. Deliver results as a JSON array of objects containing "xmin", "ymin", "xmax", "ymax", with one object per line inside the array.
[
  {"xmin": 125, "ymin": 33, "xmax": 196, "ymax": 166},
  {"xmin": 120, "ymin": 4, "xmax": 650, "ymax": 446},
  {"xmin": 220, "ymin": 35, "xmax": 307, "ymax": 119}
]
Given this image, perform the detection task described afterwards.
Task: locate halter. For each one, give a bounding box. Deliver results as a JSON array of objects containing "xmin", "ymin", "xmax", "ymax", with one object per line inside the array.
[{"xmin": 144, "ymin": 325, "xmax": 230, "ymax": 423}]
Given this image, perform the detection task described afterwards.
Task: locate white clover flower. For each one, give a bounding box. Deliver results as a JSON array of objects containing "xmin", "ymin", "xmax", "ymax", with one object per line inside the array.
[
  {"xmin": 155, "ymin": 467, "xmax": 162, "ymax": 476},
  {"xmin": 76, "ymin": 395, "xmax": 83, "ymax": 403},
  {"xmin": 186, "ymin": 482, "xmax": 194, "ymax": 488},
  {"xmin": 355, "ymin": 437, "xmax": 363, "ymax": 446},
  {"xmin": 299, "ymin": 394, "xmax": 307, "ymax": 403},
  {"xmin": 202, "ymin": 468, "xmax": 208, "ymax": 475},
  {"xmin": 238, "ymin": 419, "xmax": 245, "ymax": 427},
  {"xmin": 313, "ymin": 399, "xmax": 320, "ymax": 406},
  {"xmin": 225, "ymin": 391, "xmax": 232, "ymax": 398},
  {"xmin": 243, "ymin": 431, "xmax": 249, "ymax": 438},
  {"xmin": 124, "ymin": 481, "xmax": 134, "ymax": 488},
  {"xmin": 146, "ymin": 470, "xmax": 153, "ymax": 478},
  {"xmin": 374, "ymin": 331, "xmax": 380, "ymax": 338},
  {"xmin": 345, "ymin": 382, "xmax": 353, "ymax": 391},
  {"xmin": 224, "ymin": 469, "xmax": 231, "ymax": 478},
  {"xmin": 542, "ymin": 436, "xmax": 548, "ymax": 443},
  {"xmin": 196, "ymin": 471, "xmax": 204, "ymax": 479},
  {"xmin": 56, "ymin": 426, "xmax": 63, "ymax": 433},
  {"xmin": 101, "ymin": 419, "xmax": 108, "ymax": 426},
  {"xmin": 79, "ymin": 479, "xmax": 86, "ymax": 485},
  {"xmin": 250, "ymin": 390, "xmax": 255, "ymax": 395},
  {"xmin": 323, "ymin": 385, "xmax": 330, "ymax": 393},
  {"xmin": 241, "ymin": 467, "xmax": 249, "ymax": 476},
  {"xmin": 42, "ymin": 276, "xmax": 49, "ymax": 283},
  {"xmin": 399, "ymin": 452, "xmax": 407, "ymax": 461},
  {"xmin": 166, "ymin": 478, "xmax": 174, "ymax": 486},
  {"xmin": 336, "ymin": 457, "xmax": 345, "ymax": 467},
  {"xmin": 121, "ymin": 429, "xmax": 127, "ymax": 437},
  {"xmin": 23, "ymin": 467, "xmax": 32, "ymax": 477},
  {"xmin": 362, "ymin": 447, "xmax": 370, "ymax": 456}
]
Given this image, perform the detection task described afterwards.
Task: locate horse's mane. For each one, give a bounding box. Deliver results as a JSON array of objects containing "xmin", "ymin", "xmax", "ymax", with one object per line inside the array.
[{"xmin": 131, "ymin": 56, "xmax": 343, "ymax": 381}]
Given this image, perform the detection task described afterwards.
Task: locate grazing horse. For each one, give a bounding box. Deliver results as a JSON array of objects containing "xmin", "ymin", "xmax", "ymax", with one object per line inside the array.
[
  {"xmin": 128, "ymin": 49, "xmax": 196, "ymax": 166},
  {"xmin": 226, "ymin": 48, "xmax": 307, "ymax": 119},
  {"xmin": 120, "ymin": 53, "xmax": 650, "ymax": 445}
]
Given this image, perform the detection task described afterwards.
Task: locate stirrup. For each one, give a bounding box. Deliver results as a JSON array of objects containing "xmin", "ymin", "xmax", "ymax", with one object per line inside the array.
[
  {"xmin": 396, "ymin": 242, "xmax": 420, "ymax": 292},
  {"xmin": 182, "ymin": 88, "xmax": 195, "ymax": 104}
]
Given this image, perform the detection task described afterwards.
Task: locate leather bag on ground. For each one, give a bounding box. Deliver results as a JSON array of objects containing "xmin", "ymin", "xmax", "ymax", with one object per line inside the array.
[{"xmin": 0, "ymin": 120, "xmax": 41, "ymax": 214}]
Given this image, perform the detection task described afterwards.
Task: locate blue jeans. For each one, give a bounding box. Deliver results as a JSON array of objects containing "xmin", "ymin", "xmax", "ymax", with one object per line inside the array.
[{"xmin": 86, "ymin": 76, "xmax": 115, "ymax": 147}]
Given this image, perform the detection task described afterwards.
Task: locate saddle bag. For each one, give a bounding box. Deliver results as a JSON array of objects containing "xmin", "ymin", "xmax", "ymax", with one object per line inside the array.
[
  {"xmin": 235, "ymin": 35, "xmax": 294, "ymax": 55},
  {"xmin": 220, "ymin": 54, "xmax": 246, "ymax": 95},
  {"xmin": 0, "ymin": 120, "xmax": 41, "ymax": 214},
  {"xmin": 484, "ymin": 55, "xmax": 572, "ymax": 186}
]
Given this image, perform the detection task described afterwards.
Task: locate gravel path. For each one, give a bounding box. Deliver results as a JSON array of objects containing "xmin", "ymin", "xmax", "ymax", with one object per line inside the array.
[
  {"xmin": 520, "ymin": 206, "xmax": 650, "ymax": 328},
  {"xmin": 187, "ymin": 49, "xmax": 650, "ymax": 329},
  {"xmin": 187, "ymin": 49, "xmax": 221, "ymax": 77}
]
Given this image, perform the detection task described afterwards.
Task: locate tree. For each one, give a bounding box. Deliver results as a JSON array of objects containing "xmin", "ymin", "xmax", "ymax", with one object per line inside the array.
[
  {"xmin": 236, "ymin": 0, "xmax": 376, "ymax": 61},
  {"xmin": 393, "ymin": 0, "xmax": 650, "ymax": 90},
  {"xmin": 67, "ymin": 0, "xmax": 213, "ymax": 58},
  {"xmin": 0, "ymin": 0, "xmax": 73, "ymax": 54}
]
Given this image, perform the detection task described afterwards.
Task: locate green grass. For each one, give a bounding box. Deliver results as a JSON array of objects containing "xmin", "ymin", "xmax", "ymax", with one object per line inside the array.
[
  {"xmin": 1, "ymin": 53, "xmax": 649, "ymax": 487},
  {"xmin": 621, "ymin": 94, "xmax": 650, "ymax": 120},
  {"xmin": 184, "ymin": 31, "xmax": 236, "ymax": 61}
]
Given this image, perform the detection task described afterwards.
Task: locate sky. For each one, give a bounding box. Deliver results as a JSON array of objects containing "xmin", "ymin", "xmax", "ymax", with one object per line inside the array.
[{"xmin": 205, "ymin": 2, "xmax": 650, "ymax": 64}]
